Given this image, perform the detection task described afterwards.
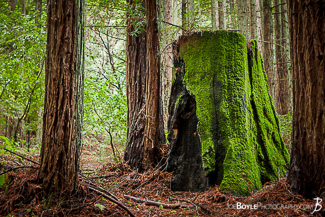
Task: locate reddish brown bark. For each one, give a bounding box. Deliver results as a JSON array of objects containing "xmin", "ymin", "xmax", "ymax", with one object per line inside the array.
[
  {"xmin": 38, "ymin": 0, "xmax": 84, "ymax": 195},
  {"xmin": 274, "ymin": 0, "xmax": 289, "ymax": 114},
  {"xmin": 287, "ymin": 0, "xmax": 325, "ymax": 199},
  {"xmin": 124, "ymin": 0, "xmax": 147, "ymax": 169},
  {"xmin": 142, "ymin": 0, "xmax": 161, "ymax": 170},
  {"xmin": 124, "ymin": 0, "xmax": 163, "ymax": 171},
  {"xmin": 263, "ymin": 0, "xmax": 274, "ymax": 98}
]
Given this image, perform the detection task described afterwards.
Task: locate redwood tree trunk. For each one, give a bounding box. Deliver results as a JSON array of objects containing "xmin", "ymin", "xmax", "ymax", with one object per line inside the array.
[
  {"xmin": 249, "ymin": 0, "xmax": 257, "ymax": 39},
  {"xmin": 287, "ymin": 0, "xmax": 325, "ymax": 199},
  {"xmin": 274, "ymin": 0, "xmax": 289, "ymax": 115},
  {"xmin": 143, "ymin": 0, "xmax": 162, "ymax": 169},
  {"xmin": 238, "ymin": 0, "xmax": 249, "ymax": 38},
  {"xmin": 263, "ymin": 0, "xmax": 274, "ymax": 99},
  {"xmin": 124, "ymin": 0, "xmax": 147, "ymax": 170},
  {"xmin": 124, "ymin": 0, "xmax": 163, "ymax": 171},
  {"xmin": 38, "ymin": 0, "xmax": 84, "ymax": 195}
]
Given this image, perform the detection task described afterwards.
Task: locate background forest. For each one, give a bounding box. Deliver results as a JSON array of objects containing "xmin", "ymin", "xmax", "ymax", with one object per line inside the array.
[{"xmin": 0, "ymin": 0, "xmax": 292, "ymax": 160}]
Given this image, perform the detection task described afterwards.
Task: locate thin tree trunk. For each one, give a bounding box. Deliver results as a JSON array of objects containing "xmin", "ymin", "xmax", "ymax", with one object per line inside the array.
[
  {"xmin": 275, "ymin": 0, "xmax": 290, "ymax": 114},
  {"xmin": 263, "ymin": 0, "xmax": 274, "ymax": 99},
  {"xmin": 274, "ymin": 0, "xmax": 281, "ymax": 112},
  {"xmin": 211, "ymin": 0, "xmax": 219, "ymax": 30},
  {"xmin": 219, "ymin": 0, "xmax": 226, "ymax": 29},
  {"xmin": 229, "ymin": 0, "xmax": 236, "ymax": 29},
  {"xmin": 187, "ymin": 0, "xmax": 195, "ymax": 29},
  {"xmin": 182, "ymin": 0, "xmax": 187, "ymax": 34},
  {"xmin": 256, "ymin": 0, "xmax": 263, "ymax": 56},
  {"xmin": 274, "ymin": 0, "xmax": 289, "ymax": 114},
  {"xmin": 238, "ymin": 0, "xmax": 249, "ymax": 38},
  {"xmin": 250, "ymin": 0, "xmax": 257, "ymax": 39},
  {"xmin": 287, "ymin": 0, "xmax": 325, "ymax": 199},
  {"xmin": 35, "ymin": 0, "xmax": 42, "ymax": 28},
  {"xmin": 38, "ymin": 0, "xmax": 84, "ymax": 195},
  {"xmin": 158, "ymin": 0, "xmax": 173, "ymax": 133}
]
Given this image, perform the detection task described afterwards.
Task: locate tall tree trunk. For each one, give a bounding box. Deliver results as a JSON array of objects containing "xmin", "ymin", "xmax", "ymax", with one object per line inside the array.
[
  {"xmin": 38, "ymin": 0, "xmax": 84, "ymax": 195},
  {"xmin": 287, "ymin": 0, "xmax": 325, "ymax": 199},
  {"xmin": 274, "ymin": 0, "xmax": 282, "ymax": 112},
  {"xmin": 238, "ymin": 0, "xmax": 249, "ymax": 38},
  {"xmin": 274, "ymin": 0, "xmax": 289, "ymax": 114},
  {"xmin": 187, "ymin": 0, "xmax": 195, "ymax": 29},
  {"xmin": 124, "ymin": 0, "xmax": 147, "ymax": 170},
  {"xmin": 250, "ymin": 0, "xmax": 257, "ymax": 39},
  {"xmin": 158, "ymin": 0, "xmax": 173, "ymax": 133},
  {"xmin": 219, "ymin": 0, "xmax": 226, "ymax": 29},
  {"xmin": 281, "ymin": 0, "xmax": 291, "ymax": 110},
  {"xmin": 124, "ymin": 0, "xmax": 163, "ymax": 171},
  {"xmin": 35, "ymin": 0, "xmax": 42, "ymax": 28},
  {"xmin": 263, "ymin": 0, "xmax": 275, "ymax": 99},
  {"xmin": 211, "ymin": 0, "xmax": 219, "ymax": 30},
  {"xmin": 256, "ymin": 0, "xmax": 263, "ymax": 56},
  {"xmin": 143, "ymin": 0, "xmax": 162, "ymax": 170},
  {"xmin": 229, "ymin": 0, "xmax": 236, "ymax": 29},
  {"xmin": 182, "ymin": 0, "xmax": 186, "ymax": 34}
]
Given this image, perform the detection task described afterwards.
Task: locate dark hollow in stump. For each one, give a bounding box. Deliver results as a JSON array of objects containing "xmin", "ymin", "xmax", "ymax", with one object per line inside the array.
[{"xmin": 167, "ymin": 31, "xmax": 290, "ymax": 196}]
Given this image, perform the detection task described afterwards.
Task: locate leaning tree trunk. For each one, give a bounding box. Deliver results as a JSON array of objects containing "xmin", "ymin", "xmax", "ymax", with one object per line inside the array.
[
  {"xmin": 167, "ymin": 31, "xmax": 289, "ymax": 195},
  {"xmin": 38, "ymin": 0, "xmax": 84, "ymax": 195},
  {"xmin": 287, "ymin": 0, "xmax": 325, "ymax": 199}
]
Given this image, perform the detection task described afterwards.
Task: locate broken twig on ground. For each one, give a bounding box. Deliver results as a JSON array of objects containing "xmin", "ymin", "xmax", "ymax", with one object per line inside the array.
[
  {"xmin": 0, "ymin": 165, "xmax": 38, "ymax": 176},
  {"xmin": 88, "ymin": 186, "xmax": 135, "ymax": 217},
  {"xmin": 2, "ymin": 148, "xmax": 39, "ymax": 165},
  {"xmin": 124, "ymin": 195, "xmax": 194, "ymax": 209}
]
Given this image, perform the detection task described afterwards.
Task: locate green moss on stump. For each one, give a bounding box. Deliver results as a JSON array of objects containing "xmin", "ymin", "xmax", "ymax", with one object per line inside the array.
[{"xmin": 169, "ymin": 31, "xmax": 289, "ymax": 195}]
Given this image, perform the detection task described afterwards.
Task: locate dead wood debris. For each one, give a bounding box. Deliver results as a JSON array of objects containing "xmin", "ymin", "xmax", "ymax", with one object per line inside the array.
[
  {"xmin": 0, "ymin": 159, "xmax": 324, "ymax": 216},
  {"xmin": 124, "ymin": 194, "xmax": 194, "ymax": 209}
]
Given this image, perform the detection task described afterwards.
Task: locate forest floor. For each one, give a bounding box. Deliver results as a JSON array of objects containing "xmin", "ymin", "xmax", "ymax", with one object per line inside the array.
[{"xmin": 0, "ymin": 139, "xmax": 323, "ymax": 216}]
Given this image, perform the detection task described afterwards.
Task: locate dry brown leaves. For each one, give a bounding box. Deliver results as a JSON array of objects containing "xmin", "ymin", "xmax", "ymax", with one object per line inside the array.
[{"xmin": 0, "ymin": 161, "xmax": 324, "ymax": 216}]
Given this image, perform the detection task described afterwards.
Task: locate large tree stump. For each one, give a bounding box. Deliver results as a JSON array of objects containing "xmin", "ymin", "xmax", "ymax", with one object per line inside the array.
[{"xmin": 167, "ymin": 31, "xmax": 290, "ymax": 195}]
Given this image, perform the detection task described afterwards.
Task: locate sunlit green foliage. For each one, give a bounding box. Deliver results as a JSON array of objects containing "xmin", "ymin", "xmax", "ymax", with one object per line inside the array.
[
  {"xmin": 84, "ymin": 0, "xmax": 128, "ymax": 146},
  {"xmin": 0, "ymin": 7, "xmax": 46, "ymax": 145}
]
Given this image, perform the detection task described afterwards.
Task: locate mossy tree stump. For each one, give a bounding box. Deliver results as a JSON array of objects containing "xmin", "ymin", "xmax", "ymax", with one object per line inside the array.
[{"xmin": 167, "ymin": 31, "xmax": 290, "ymax": 195}]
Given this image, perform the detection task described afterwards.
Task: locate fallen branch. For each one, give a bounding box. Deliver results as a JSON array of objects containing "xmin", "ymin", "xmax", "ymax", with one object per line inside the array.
[
  {"xmin": 124, "ymin": 195, "xmax": 194, "ymax": 209},
  {"xmin": 2, "ymin": 148, "xmax": 40, "ymax": 165},
  {"xmin": 80, "ymin": 176, "xmax": 119, "ymax": 201},
  {"xmin": 88, "ymin": 174, "xmax": 116, "ymax": 179},
  {"xmin": 88, "ymin": 186, "xmax": 135, "ymax": 217},
  {"xmin": 0, "ymin": 166, "xmax": 38, "ymax": 176},
  {"xmin": 170, "ymin": 197, "xmax": 211, "ymax": 214}
]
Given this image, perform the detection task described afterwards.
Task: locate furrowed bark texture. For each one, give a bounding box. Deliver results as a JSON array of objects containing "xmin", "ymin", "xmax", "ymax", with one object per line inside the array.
[
  {"xmin": 143, "ymin": 0, "xmax": 162, "ymax": 169},
  {"xmin": 167, "ymin": 31, "xmax": 289, "ymax": 195},
  {"xmin": 287, "ymin": 0, "xmax": 325, "ymax": 199},
  {"xmin": 124, "ymin": 0, "xmax": 147, "ymax": 170},
  {"xmin": 125, "ymin": 0, "xmax": 163, "ymax": 171},
  {"xmin": 39, "ymin": 0, "xmax": 84, "ymax": 195}
]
